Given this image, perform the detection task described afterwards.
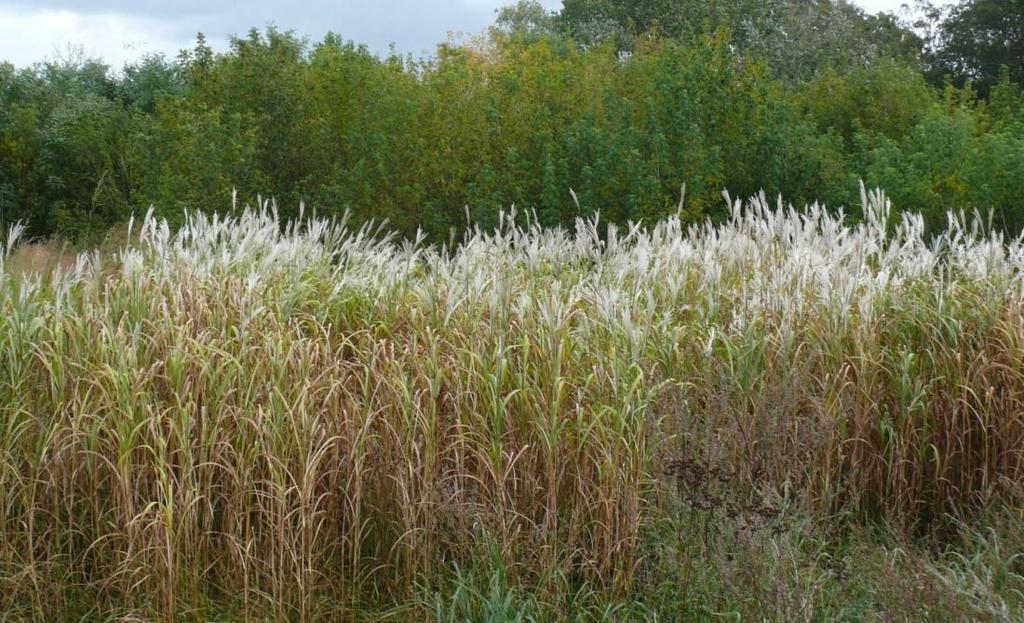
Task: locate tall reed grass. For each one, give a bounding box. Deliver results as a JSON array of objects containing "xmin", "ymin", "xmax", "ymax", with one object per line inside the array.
[{"xmin": 0, "ymin": 187, "xmax": 1021, "ymax": 620}]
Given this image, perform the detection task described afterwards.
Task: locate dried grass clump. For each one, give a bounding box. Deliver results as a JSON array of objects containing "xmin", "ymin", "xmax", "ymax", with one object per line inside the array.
[{"xmin": 1, "ymin": 187, "xmax": 1022, "ymax": 620}]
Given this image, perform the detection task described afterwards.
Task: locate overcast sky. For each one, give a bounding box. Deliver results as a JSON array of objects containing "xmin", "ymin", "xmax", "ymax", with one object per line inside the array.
[{"xmin": 0, "ymin": 0, "xmax": 934, "ymax": 69}]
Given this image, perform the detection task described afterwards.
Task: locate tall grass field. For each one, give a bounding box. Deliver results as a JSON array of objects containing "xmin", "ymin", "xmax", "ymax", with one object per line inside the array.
[{"xmin": 1, "ymin": 187, "xmax": 1022, "ymax": 621}]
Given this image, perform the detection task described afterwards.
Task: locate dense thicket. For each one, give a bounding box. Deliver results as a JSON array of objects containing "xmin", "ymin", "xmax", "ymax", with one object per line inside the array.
[{"xmin": 0, "ymin": 0, "xmax": 1022, "ymax": 242}]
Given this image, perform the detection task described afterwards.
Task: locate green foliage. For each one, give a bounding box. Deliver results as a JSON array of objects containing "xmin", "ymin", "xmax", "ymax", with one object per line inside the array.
[
  {"xmin": 852, "ymin": 99, "xmax": 1024, "ymax": 231},
  {"xmin": 494, "ymin": 0, "xmax": 558, "ymax": 40},
  {"xmin": 557, "ymin": 0, "xmax": 923, "ymax": 80},
  {"xmin": 927, "ymin": 0, "xmax": 1024, "ymax": 95},
  {"xmin": 0, "ymin": 2, "xmax": 1021, "ymax": 242},
  {"xmin": 121, "ymin": 54, "xmax": 184, "ymax": 113},
  {"xmin": 130, "ymin": 100, "xmax": 263, "ymax": 226},
  {"xmin": 801, "ymin": 62, "xmax": 937, "ymax": 144}
]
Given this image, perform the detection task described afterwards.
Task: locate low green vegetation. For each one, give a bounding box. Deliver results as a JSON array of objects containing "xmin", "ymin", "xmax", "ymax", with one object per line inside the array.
[{"xmin": 0, "ymin": 188, "xmax": 1021, "ymax": 620}]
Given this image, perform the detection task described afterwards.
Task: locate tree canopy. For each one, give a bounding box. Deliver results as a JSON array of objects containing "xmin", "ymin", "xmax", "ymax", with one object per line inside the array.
[
  {"xmin": 0, "ymin": 0, "xmax": 1021, "ymax": 242},
  {"xmin": 926, "ymin": 0, "xmax": 1024, "ymax": 94}
]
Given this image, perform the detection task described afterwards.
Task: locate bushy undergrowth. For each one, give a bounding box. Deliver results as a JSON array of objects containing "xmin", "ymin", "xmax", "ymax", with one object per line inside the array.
[{"xmin": 1, "ymin": 187, "xmax": 1022, "ymax": 621}]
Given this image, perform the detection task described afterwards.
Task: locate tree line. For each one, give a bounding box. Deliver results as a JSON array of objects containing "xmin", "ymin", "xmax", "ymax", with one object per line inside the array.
[{"xmin": 1, "ymin": 0, "xmax": 1022, "ymax": 241}]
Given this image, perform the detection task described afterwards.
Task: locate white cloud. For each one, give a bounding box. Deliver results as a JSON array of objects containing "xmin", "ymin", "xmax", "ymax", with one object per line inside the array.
[
  {"xmin": 0, "ymin": 1, "xmax": 564, "ymax": 68},
  {"xmin": 854, "ymin": 0, "xmax": 906, "ymax": 13},
  {"xmin": 0, "ymin": 7, "xmax": 209, "ymax": 67},
  {"xmin": 853, "ymin": 0, "xmax": 953, "ymax": 16}
]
